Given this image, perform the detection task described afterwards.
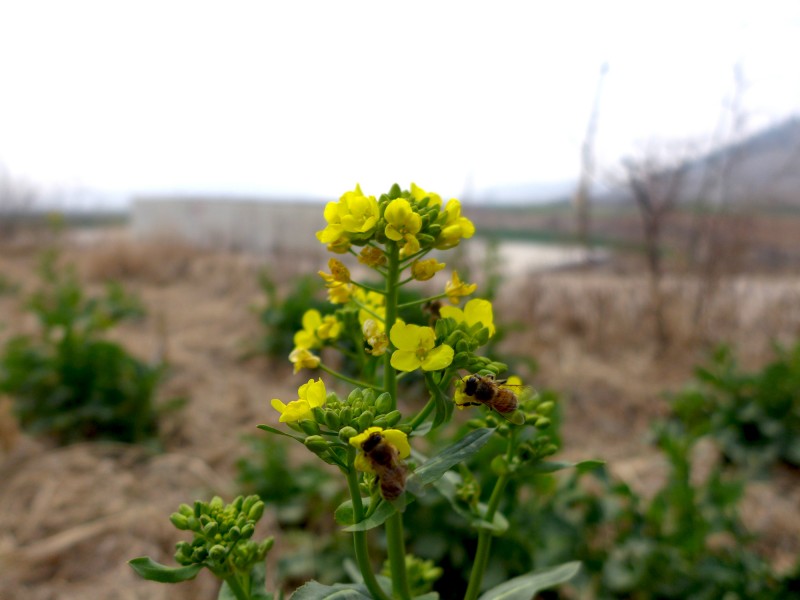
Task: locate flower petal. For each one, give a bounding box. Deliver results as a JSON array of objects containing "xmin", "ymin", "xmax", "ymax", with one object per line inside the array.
[
  {"xmin": 382, "ymin": 429, "xmax": 411, "ymax": 459},
  {"xmin": 391, "ymin": 349, "xmax": 422, "ymax": 372},
  {"xmin": 421, "ymin": 344, "xmax": 454, "ymax": 371}
]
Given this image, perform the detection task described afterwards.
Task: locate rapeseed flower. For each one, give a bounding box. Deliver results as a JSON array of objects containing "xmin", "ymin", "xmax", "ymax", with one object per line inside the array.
[
  {"xmin": 349, "ymin": 426, "xmax": 411, "ymax": 473},
  {"xmin": 362, "ymin": 318, "xmax": 388, "ymax": 356},
  {"xmin": 411, "ymin": 258, "xmax": 445, "ymax": 281},
  {"xmin": 389, "ymin": 322, "xmax": 454, "ymax": 372},
  {"xmin": 354, "ymin": 288, "xmax": 386, "ymax": 328},
  {"xmin": 384, "ymin": 198, "xmax": 422, "ymax": 257},
  {"xmin": 288, "ymin": 347, "xmax": 321, "ymax": 373},
  {"xmin": 294, "ymin": 309, "xmax": 341, "ymax": 349},
  {"xmin": 410, "ymin": 183, "xmax": 442, "ymax": 208},
  {"xmin": 271, "ymin": 378, "xmax": 327, "ymax": 423},
  {"xmin": 358, "ymin": 246, "xmax": 387, "ymax": 268},
  {"xmin": 317, "ymin": 185, "xmax": 380, "ymax": 245},
  {"xmin": 436, "ymin": 199, "xmax": 475, "ymax": 249},
  {"xmin": 440, "ymin": 298, "xmax": 495, "ymax": 337},
  {"xmin": 444, "ymin": 271, "xmax": 477, "ymax": 304},
  {"xmin": 319, "ymin": 258, "xmax": 351, "ymax": 284}
]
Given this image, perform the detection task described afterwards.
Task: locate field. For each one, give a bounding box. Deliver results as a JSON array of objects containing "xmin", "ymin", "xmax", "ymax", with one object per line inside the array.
[{"xmin": 0, "ymin": 212, "xmax": 799, "ymax": 599}]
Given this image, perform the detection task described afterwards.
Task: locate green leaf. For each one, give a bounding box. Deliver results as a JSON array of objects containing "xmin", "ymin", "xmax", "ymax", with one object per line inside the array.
[
  {"xmin": 291, "ymin": 580, "xmax": 373, "ymax": 600},
  {"xmin": 257, "ymin": 424, "xmax": 306, "ymax": 443},
  {"xmin": 343, "ymin": 499, "xmax": 400, "ymax": 532},
  {"xmin": 517, "ymin": 459, "xmax": 604, "ymax": 476},
  {"xmin": 408, "ymin": 427, "xmax": 495, "ymax": 488},
  {"xmin": 432, "ymin": 472, "xmax": 508, "ymax": 535},
  {"xmin": 477, "ymin": 561, "xmax": 581, "ymax": 600},
  {"xmin": 128, "ymin": 557, "xmax": 203, "ymax": 583}
]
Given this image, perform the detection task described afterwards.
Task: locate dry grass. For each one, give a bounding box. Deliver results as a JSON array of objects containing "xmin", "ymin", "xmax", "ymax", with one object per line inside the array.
[{"xmin": 0, "ymin": 226, "xmax": 798, "ymax": 597}]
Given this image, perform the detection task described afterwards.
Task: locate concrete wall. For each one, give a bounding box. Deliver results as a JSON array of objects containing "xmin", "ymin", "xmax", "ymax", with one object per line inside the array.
[{"xmin": 131, "ymin": 198, "xmax": 328, "ymax": 257}]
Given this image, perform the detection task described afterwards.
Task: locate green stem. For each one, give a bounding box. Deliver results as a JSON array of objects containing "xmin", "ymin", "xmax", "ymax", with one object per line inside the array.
[
  {"xmin": 386, "ymin": 512, "xmax": 412, "ymax": 600},
  {"xmin": 383, "ymin": 242, "xmax": 412, "ymax": 600},
  {"xmin": 346, "ymin": 466, "xmax": 392, "ymax": 600},
  {"xmin": 463, "ymin": 474, "xmax": 510, "ymax": 600},
  {"xmin": 223, "ymin": 573, "xmax": 250, "ymax": 600},
  {"xmin": 319, "ymin": 363, "xmax": 383, "ymax": 391},
  {"xmin": 407, "ymin": 398, "xmax": 436, "ymax": 430},
  {"xmin": 396, "ymin": 292, "xmax": 449, "ymax": 310},
  {"xmin": 353, "ymin": 280, "xmax": 387, "ymax": 294}
]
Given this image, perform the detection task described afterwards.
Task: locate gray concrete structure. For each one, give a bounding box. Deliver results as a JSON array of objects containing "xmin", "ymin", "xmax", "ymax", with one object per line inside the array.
[{"xmin": 131, "ymin": 197, "xmax": 328, "ymax": 257}]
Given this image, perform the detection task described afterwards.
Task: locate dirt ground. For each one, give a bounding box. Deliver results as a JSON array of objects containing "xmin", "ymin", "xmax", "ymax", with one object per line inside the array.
[{"xmin": 0, "ymin": 227, "xmax": 798, "ymax": 599}]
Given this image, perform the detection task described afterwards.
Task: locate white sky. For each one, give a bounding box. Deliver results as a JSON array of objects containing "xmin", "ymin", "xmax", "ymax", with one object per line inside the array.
[{"xmin": 0, "ymin": 0, "xmax": 798, "ymax": 205}]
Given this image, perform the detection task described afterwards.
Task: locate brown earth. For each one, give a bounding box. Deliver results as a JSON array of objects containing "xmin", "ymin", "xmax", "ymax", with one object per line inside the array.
[{"xmin": 0, "ymin": 226, "xmax": 798, "ymax": 598}]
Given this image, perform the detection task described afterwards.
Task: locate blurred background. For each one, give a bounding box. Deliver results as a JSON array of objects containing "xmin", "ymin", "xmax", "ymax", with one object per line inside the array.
[{"xmin": 1, "ymin": 2, "xmax": 799, "ymax": 599}]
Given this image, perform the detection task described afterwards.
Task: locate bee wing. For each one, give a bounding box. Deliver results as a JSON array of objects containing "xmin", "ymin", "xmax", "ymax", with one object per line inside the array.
[{"xmin": 504, "ymin": 410, "xmax": 526, "ymax": 426}]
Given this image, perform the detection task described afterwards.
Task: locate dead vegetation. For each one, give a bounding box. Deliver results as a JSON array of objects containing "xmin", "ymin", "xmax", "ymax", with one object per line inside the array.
[{"xmin": 0, "ymin": 224, "xmax": 798, "ymax": 597}]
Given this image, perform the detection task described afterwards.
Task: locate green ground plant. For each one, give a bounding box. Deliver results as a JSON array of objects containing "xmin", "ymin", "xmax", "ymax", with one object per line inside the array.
[
  {"xmin": 0, "ymin": 252, "xmax": 167, "ymax": 445},
  {"xmin": 670, "ymin": 343, "xmax": 800, "ymax": 471},
  {"xmin": 131, "ymin": 183, "xmax": 595, "ymax": 599}
]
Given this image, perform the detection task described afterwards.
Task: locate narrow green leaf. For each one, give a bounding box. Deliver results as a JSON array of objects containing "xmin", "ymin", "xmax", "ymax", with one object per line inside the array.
[
  {"xmin": 343, "ymin": 499, "xmax": 399, "ymax": 532},
  {"xmin": 408, "ymin": 428, "xmax": 495, "ymax": 488},
  {"xmin": 128, "ymin": 556, "xmax": 203, "ymax": 583},
  {"xmin": 257, "ymin": 424, "xmax": 306, "ymax": 442},
  {"xmin": 517, "ymin": 459, "xmax": 605, "ymax": 476},
  {"xmin": 478, "ymin": 561, "xmax": 581, "ymax": 600},
  {"xmin": 291, "ymin": 580, "xmax": 372, "ymax": 600}
]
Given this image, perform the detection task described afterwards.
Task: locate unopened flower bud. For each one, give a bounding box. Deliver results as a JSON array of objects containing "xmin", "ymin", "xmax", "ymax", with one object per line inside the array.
[
  {"xmin": 228, "ymin": 526, "xmax": 242, "ymax": 541},
  {"xmin": 178, "ymin": 503, "xmax": 194, "ymax": 517},
  {"xmin": 384, "ymin": 410, "xmax": 402, "ymax": 427},
  {"xmin": 537, "ymin": 401, "xmax": 554, "ymax": 415},
  {"xmin": 375, "ymin": 392, "xmax": 393, "ymax": 414},
  {"xmin": 324, "ymin": 410, "xmax": 341, "ymax": 431},
  {"xmin": 170, "ymin": 513, "xmax": 190, "ymax": 530},
  {"xmin": 357, "ymin": 411, "xmax": 374, "ymax": 430},
  {"xmin": 210, "ymin": 496, "xmax": 224, "ymax": 511},
  {"xmin": 247, "ymin": 500, "xmax": 265, "ymax": 522},
  {"xmin": 209, "ymin": 544, "xmax": 227, "ymax": 562},
  {"xmin": 304, "ymin": 435, "xmax": 329, "ymax": 455},
  {"xmin": 340, "ymin": 407, "xmax": 353, "ymax": 425},
  {"xmin": 203, "ymin": 521, "xmax": 218, "ymax": 537},
  {"xmin": 362, "ymin": 388, "xmax": 376, "ymax": 405},
  {"xmin": 491, "ymin": 455, "xmax": 510, "ymax": 476},
  {"xmin": 299, "ymin": 419, "xmax": 321, "ymax": 436},
  {"xmin": 312, "ymin": 406, "xmax": 326, "ymax": 423},
  {"xmin": 240, "ymin": 523, "xmax": 255, "ymax": 539},
  {"xmin": 535, "ymin": 417, "xmax": 551, "ymax": 430},
  {"xmin": 348, "ymin": 388, "xmax": 364, "ymax": 403},
  {"xmin": 339, "ymin": 426, "xmax": 358, "ymax": 441}
]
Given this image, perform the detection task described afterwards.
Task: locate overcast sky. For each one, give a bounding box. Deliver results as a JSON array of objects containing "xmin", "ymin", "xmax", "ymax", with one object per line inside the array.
[{"xmin": 1, "ymin": 1, "xmax": 798, "ymax": 205}]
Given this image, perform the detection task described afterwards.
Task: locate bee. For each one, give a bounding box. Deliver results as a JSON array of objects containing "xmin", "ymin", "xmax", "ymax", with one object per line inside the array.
[
  {"xmin": 360, "ymin": 431, "xmax": 408, "ymax": 501},
  {"xmin": 458, "ymin": 374, "xmax": 527, "ymax": 425},
  {"xmin": 423, "ymin": 300, "xmax": 442, "ymax": 326}
]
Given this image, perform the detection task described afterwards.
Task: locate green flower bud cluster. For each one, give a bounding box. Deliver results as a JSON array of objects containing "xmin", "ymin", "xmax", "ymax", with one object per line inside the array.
[
  {"xmin": 299, "ymin": 387, "xmax": 408, "ymax": 469},
  {"xmin": 169, "ymin": 495, "xmax": 273, "ymax": 577},
  {"xmin": 518, "ymin": 388, "xmax": 558, "ymax": 431},
  {"xmin": 381, "ymin": 554, "xmax": 444, "ymax": 597},
  {"xmin": 435, "ymin": 318, "xmax": 504, "ymax": 374}
]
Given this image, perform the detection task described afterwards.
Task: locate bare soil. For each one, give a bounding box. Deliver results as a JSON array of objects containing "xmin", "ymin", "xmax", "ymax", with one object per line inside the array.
[{"xmin": 0, "ymin": 226, "xmax": 798, "ymax": 598}]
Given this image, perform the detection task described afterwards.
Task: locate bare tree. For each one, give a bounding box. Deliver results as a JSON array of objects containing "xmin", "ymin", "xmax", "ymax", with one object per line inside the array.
[
  {"xmin": 573, "ymin": 63, "xmax": 609, "ymax": 248},
  {"xmin": 622, "ymin": 143, "xmax": 690, "ymax": 351}
]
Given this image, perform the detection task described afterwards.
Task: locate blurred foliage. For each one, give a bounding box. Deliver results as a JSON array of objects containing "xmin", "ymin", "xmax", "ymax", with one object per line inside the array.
[
  {"xmin": 236, "ymin": 434, "xmax": 352, "ymax": 589},
  {"xmin": 0, "ymin": 251, "xmax": 170, "ymax": 445},
  {"xmin": 670, "ymin": 343, "xmax": 800, "ymax": 471},
  {"xmin": 255, "ymin": 270, "xmax": 329, "ymax": 360}
]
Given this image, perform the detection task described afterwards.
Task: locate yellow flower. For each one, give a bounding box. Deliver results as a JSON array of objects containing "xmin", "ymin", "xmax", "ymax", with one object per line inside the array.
[
  {"xmin": 319, "ymin": 258, "xmax": 351, "ymax": 285},
  {"xmin": 411, "ymin": 258, "xmax": 445, "ymax": 281},
  {"xmin": 389, "ymin": 322, "xmax": 454, "ymax": 372},
  {"xmin": 384, "ymin": 198, "xmax": 422, "ymax": 257},
  {"xmin": 317, "ymin": 184, "xmax": 380, "ymax": 244},
  {"xmin": 294, "ymin": 309, "xmax": 341, "ymax": 349},
  {"xmin": 410, "ymin": 183, "xmax": 442, "ymax": 208},
  {"xmin": 354, "ymin": 288, "xmax": 386, "ymax": 327},
  {"xmin": 362, "ymin": 318, "xmax": 388, "ymax": 356},
  {"xmin": 271, "ymin": 378, "xmax": 327, "ymax": 423},
  {"xmin": 444, "ymin": 271, "xmax": 477, "ymax": 304},
  {"xmin": 328, "ymin": 282, "xmax": 353, "ymax": 304},
  {"xmin": 294, "ymin": 309, "xmax": 324, "ymax": 349},
  {"xmin": 436, "ymin": 199, "xmax": 475, "ymax": 249},
  {"xmin": 349, "ymin": 426, "xmax": 411, "ymax": 473},
  {"xmin": 440, "ymin": 298, "xmax": 495, "ymax": 337},
  {"xmin": 288, "ymin": 347, "xmax": 321, "ymax": 373},
  {"xmin": 358, "ymin": 246, "xmax": 387, "ymax": 267}
]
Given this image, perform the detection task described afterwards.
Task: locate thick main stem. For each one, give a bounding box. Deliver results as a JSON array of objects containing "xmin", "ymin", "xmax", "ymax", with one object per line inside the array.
[
  {"xmin": 382, "ymin": 242, "xmax": 412, "ymax": 600},
  {"xmin": 463, "ymin": 474, "xmax": 510, "ymax": 600},
  {"xmin": 346, "ymin": 467, "xmax": 392, "ymax": 600}
]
